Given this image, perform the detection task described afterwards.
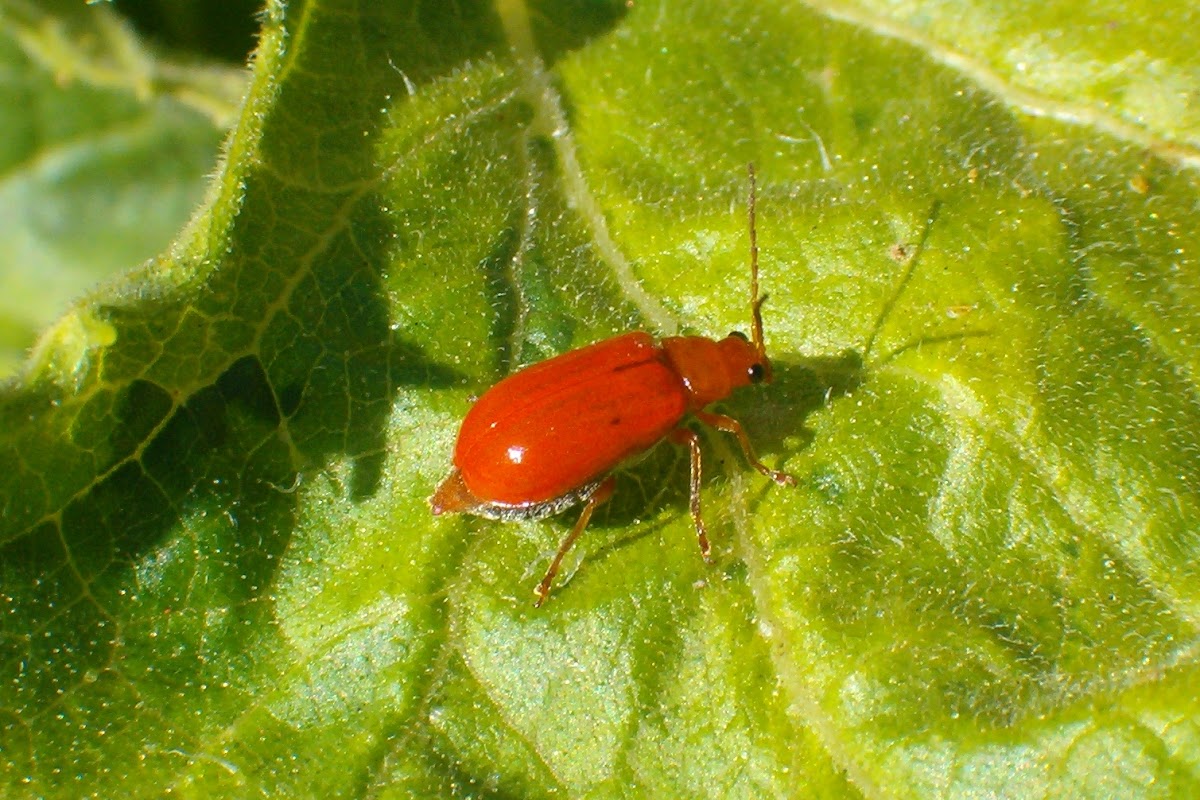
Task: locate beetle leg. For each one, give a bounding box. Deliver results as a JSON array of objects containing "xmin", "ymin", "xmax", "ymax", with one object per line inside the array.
[
  {"xmin": 693, "ymin": 410, "xmax": 798, "ymax": 487},
  {"xmin": 668, "ymin": 427, "xmax": 712, "ymax": 562},
  {"xmin": 534, "ymin": 476, "xmax": 616, "ymax": 607}
]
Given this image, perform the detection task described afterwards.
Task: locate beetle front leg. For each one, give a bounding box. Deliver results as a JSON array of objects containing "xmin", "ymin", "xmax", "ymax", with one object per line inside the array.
[
  {"xmin": 693, "ymin": 410, "xmax": 798, "ymax": 487},
  {"xmin": 668, "ymin": 427, "xmax": 712, "ymax": 562},
  {"xmin": 534, "ymin": 476, "xmax": 616, "ymax": 607}
]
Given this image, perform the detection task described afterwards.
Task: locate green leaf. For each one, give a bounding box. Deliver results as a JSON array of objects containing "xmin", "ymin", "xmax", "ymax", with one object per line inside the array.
[{"xmin": 3, "ymin": 0, "xmax": 1198, "ymax": 797}]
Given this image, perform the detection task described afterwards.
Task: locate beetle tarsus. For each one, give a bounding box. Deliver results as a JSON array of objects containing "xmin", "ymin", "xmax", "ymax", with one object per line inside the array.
[{"xmin": 768, "ymin": 468, "xmax": 798, "ymax": 487}]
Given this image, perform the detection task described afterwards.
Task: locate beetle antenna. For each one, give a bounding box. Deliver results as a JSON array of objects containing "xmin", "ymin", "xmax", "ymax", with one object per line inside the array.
[{"xmin": 747, "ymin": 163, "xmax": 767, "ymax": 359}]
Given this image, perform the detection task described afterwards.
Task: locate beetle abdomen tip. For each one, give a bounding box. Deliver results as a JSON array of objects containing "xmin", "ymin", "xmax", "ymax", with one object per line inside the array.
[{"xmin": 430, "ymin": 468, "xmax": 478, "ymax": 515}]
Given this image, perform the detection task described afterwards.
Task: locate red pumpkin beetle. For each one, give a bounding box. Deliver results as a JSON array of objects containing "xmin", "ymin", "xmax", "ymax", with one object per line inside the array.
[{"xmin": 431, "ymin": 165, "xmax": 796, "ymax": 605}]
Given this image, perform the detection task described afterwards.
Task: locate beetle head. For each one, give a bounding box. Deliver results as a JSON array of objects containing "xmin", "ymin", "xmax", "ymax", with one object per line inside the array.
[{"xmin": 721, "ymin": 329, "xmax": 773, "ymax": 387}]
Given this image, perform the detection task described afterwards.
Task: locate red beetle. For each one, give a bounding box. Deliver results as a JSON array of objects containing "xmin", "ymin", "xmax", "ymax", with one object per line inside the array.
[{"xmin": 431, "ymin": 165, "xmax": 796, "ymax": 605}]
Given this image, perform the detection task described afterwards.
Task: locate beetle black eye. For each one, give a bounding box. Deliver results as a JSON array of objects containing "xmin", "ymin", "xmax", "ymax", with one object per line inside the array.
[
  {"xmin": 748, "ymin": 363, "xmax": 765, "ymax": 383},
  {"xmin": 728, "ymin": 330, "xmax": 748, "ymax": 342}
]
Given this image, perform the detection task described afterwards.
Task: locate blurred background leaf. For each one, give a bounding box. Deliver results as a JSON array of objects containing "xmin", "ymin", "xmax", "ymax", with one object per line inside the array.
[{"xmin": 0, "ymin": 0, "xmax": 250, "ymax": 377}]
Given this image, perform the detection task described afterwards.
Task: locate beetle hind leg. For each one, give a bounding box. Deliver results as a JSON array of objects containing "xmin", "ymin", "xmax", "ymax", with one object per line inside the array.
[{"xmin": 534, "ymin": 476, "xmax": 616, "ymax": 607}]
